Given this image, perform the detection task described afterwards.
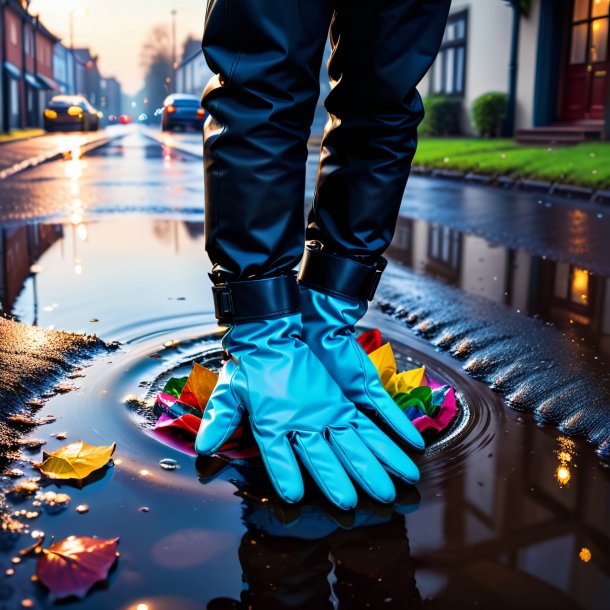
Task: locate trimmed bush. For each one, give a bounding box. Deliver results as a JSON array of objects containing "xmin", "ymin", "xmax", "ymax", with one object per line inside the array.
[
  {"xmin": 419, "ymin": 95, "xmax": 462, "ymax": 136},
  {"xmin": 471, "ymin": 92, "xmax": 508, "ymax": 138}
]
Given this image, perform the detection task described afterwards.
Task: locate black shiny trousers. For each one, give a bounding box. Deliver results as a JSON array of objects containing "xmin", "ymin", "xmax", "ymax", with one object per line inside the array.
[{"xmin": 202, "ymin": 0, "xmax": 451, "ymax": 282}]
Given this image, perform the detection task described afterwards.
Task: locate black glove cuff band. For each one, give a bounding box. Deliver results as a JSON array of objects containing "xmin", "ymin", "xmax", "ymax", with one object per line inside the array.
[
  {"xmin": 297, "ymin": 242, "xmax": 387, "ymax": 302},
  {"xmin": 212, "ymin": 274, "xmax": 300, "ymax": 324}
]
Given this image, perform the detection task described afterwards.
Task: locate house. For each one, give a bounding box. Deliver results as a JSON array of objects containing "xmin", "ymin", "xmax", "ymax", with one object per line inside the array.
[
  {"xmin": 175, "ymin": 38, "xmax": 213, "ymax": 97},
  {"xmin": 1, "ymin": 0, "xmax": 60, "ymax": 132},
  {"xmin": 53, "ymin": 42, "xmax": 75, "ymax": 96},
  {"xmin": 100, "ymin": 76, "xmax": 122, "ymax": 120},
  {"xmin": 73, "ymin": 47, "xmax": 101, "ymax": 108},
  {"xmin": 28, "ymin": 16, "xmax": 61, "ymax": 127},
  {"xmin": 1, "ymin": 0, "xmax": 26, "ymax": 131},
  {"xmin": 420, "ymin": 0, "xmax": 610, "ymax": 143}
]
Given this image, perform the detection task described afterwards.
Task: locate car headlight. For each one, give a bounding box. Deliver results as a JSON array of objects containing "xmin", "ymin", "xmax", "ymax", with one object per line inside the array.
[
  {"xmin": 67, "ymin": 106, "xmax": 84, "ymax": 117},
  {"xmin": 44, "ymin": 109, "xmax": 57, "ymax": 120}
]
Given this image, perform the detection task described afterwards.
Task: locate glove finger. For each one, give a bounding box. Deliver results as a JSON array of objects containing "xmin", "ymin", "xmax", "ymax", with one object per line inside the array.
[
  {"xmin": 371, "ymin": 391, "xmax": 425, "ymax": 451},
  {"xmin": 194, "ymin": 365, "xmax": 244, "ymax": 455},
  {"xmin": 293, "ymin": 431, "xmax": 358, "ymax": 510},
  {"xmin": 327, "ymin": 426, "xmax": 396, "ymax": 504},
  {"xmin": 256, "ymin": 433, "xmax": 305, "ymax": 504},
  {"xmin": 356, "ymin": 415, "xmax": 420, "ymax": 484}
]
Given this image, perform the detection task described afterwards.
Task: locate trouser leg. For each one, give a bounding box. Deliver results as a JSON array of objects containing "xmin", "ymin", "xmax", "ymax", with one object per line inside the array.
[
  {"xmin": 202, "ymin": 0, "xmax": 333, "ymax": 283},
  {"xmin": 307, "ymin": 0, "xmax": 451, "ymax": 260}
]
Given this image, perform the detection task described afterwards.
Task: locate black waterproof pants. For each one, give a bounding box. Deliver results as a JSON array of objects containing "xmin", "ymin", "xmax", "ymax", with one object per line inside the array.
[{"xmin": 202, "ymin": 0, "xmax": 451, "ymax": 282}]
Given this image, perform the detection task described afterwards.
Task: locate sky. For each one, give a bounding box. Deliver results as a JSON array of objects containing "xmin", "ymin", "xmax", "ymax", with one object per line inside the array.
[{"xmin": 28, "ymin": 0, "xmax": 204, "ymax": 96}]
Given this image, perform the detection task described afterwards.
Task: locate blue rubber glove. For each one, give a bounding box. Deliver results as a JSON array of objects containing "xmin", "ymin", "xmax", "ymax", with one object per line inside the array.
[
  {"xmin": 298, "ymin": 287, "xmax": 425, "ymax": 451},
  {"xmin": 194, "ymin": 314, "xmax": 420, "ymax": 510}
]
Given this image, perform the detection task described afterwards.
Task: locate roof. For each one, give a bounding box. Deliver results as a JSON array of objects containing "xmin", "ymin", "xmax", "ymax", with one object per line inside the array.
[{"xmin": 35, "ymin": 18, "xmax": 61, "ymax": 44}]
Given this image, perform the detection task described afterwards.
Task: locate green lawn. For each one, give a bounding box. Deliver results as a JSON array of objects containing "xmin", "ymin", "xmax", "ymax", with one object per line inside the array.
[{"xmin": 413, "ymin": 138, "xmax": 610, "ymax": 190}]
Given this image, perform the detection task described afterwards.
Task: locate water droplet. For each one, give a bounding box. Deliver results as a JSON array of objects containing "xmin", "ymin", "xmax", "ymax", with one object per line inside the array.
[
  {"xmin": 76, "ymin": 504, "xmax": 89, "ymax": 514},
  {"xmin": 159, "ymin": 458, "xmax": 179, "ymax": 471},
  {"xmin": 139, "ymin": 506, "xmax": 150, "ymax": 513}
]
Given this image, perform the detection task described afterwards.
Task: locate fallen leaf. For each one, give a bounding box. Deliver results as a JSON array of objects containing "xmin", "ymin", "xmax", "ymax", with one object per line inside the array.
[
  {"xmin": 37, "ymin": 441, "xmax": 116, "ymax": 480},
  {"xmin": 179, "ymin": 363, "xmax": 218, "ymax": 411},
  {"xmin": 368, "ymin": 343, "xmax": 425, "ymax": 395},
  {"xmin": 36, "ymin": 536, "xmax": 119, "ymax": 600}
]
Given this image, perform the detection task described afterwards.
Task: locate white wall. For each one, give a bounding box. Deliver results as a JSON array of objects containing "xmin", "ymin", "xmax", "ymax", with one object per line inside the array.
[
  {"xmin": 515, "ymin": 0, "xmax": 542, "ymax": 130},
  {"xmin": 420, "ymin": 0, "xmax": 540, "ymax": 134},
  {"xmin": 459, "ymin": 234, "xmax": 508, "ymax": 303}
]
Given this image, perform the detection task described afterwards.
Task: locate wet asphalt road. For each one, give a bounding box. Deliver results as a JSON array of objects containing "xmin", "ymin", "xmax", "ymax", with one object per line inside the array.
[{"xmin": 0, "ymin": 128, "xmax": 608, "ymax": 609}]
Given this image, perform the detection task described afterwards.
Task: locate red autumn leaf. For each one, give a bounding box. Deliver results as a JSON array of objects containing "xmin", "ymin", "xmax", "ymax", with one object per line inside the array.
[
  {"xmin": 36, "ymin": 536, "xmax": 119, "ymax": 600},
  {"xmin": 357, "ymin": 329, "xmax": 382, "ymax": 354}
]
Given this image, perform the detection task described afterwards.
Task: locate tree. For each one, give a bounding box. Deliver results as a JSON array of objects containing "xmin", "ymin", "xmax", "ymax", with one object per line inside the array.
[{"xmin": 140, "ymin": 25, "xmax": 173, "ymax": 112}]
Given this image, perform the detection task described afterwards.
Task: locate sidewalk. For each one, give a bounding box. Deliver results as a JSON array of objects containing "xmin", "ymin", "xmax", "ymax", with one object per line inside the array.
[{"xmin": 0, "ymin": 125, "xmax": 129, "ymax": 180}]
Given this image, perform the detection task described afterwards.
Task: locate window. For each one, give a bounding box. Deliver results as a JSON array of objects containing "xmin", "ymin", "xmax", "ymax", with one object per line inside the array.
[
  {"xmin": 430, "ymin": 10, "xmax": 467, "ymax": 95},
  {"xmin": 428, "ymin": 224, "xmax": 461, "ymax": 271},
  {"xmin": 10, "ymin": 80, "xmax": 19, "ymax": 116},
  {"xmin": 569, "ymin": 0, "xmax": 610, "ymax": 64},
  {"xmin": 9, "ymin": 22, "xmax": 17, "ymax": 45}
]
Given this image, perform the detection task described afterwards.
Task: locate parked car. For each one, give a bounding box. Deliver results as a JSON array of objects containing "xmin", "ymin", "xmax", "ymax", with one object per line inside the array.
[
  {"xmin": 43, "ymin": 95, "xmax": 101, "ymax": 132},
  {"xmin": 161, "ymin": 94, "xmax": 205, "ymax": 131}
]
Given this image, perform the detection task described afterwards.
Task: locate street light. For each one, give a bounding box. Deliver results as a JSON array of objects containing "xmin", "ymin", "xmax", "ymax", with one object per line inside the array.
[
  {"xmin": 171, "ymin": 9, "xmax": 177, "ymax": 93},
  {"xmin": 70, "ymin": 8, "xmax": 89, "ymax": 94}
]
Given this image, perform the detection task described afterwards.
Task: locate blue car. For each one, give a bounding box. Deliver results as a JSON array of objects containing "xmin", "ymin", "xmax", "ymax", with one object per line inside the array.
[{"xmin": 161, "ymin": 94, "xmax": 205, "ymax": 132}]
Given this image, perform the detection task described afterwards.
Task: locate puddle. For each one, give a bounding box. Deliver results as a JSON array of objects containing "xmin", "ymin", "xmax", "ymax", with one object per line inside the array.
[
  {"xmin": 388, "ymin": 215, "xmax": 610, "ymax": 358},
  {"xmin": 0, "ymin": 134, "xmax": 608, "ymax": 608}
]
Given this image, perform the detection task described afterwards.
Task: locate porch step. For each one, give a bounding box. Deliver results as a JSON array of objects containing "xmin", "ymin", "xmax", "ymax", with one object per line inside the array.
[{"xmin": 516, "ymin": 123, "xmax": 604, "ymax": 145}]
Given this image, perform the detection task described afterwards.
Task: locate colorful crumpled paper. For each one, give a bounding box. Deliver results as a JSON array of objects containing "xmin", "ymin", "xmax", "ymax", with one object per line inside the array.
[{"xmin": 357, "ymin": 331, "xmax": 458, "ymax": 434}]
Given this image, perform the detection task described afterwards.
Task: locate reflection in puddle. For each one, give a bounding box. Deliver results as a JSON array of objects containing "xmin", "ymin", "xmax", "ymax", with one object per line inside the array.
[{"xmin": 387, "ymin": 216, "xmax": 610, "ymax": 356}]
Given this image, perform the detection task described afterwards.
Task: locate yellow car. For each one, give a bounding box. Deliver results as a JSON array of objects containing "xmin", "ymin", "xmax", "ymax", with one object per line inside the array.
[{"xmin": 43, "ymin": 95, "xmax": 102, "ymax": 132}]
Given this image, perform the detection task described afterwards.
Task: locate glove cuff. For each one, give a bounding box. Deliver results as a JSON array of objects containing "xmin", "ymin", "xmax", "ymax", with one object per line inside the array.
[
  {"xmin": 212, "ymin": 274, "xmax": 300, "ymax": 324},
  {"xmin": 297, "ymin": 241, "xmax": 387, "ymax": 302}
]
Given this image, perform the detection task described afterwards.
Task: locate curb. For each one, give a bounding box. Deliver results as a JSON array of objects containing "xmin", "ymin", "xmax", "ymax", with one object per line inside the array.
[
  {"xmin": 0, "ymin": 130, "xmax": 126, "ymax": 181},
  {"xmin": 0, "ymin": 131, "xmax": 45, "ymax": 147},
  {"xmin": 411, "ymin": 165, "xmax": 609, "ymax": 205}
]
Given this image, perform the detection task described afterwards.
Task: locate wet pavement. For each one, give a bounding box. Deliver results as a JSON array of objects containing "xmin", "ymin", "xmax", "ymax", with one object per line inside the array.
[{"xmin": 0, "ymin": 130, "xmax": 608, "ymax": 609}]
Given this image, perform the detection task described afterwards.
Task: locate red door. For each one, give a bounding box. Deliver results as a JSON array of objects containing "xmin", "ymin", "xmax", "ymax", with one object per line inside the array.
[{"xmin": 560, "ymin": 0, "xmax": 610, "ymax": 120}]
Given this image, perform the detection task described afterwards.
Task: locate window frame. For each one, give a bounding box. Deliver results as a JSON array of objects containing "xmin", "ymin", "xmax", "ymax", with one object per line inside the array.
[{"xmin": 430, "ymin": 8, "xmax": 468, "ymax": 97}]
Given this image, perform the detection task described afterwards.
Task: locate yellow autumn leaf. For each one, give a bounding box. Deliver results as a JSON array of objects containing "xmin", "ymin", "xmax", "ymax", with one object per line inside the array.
[
  {"xmin": 38, "ymin": 441, "xmax": 116, "ymax": 480},
  {"xmin": 180, "ymin": 362, "xmax": 218, "ymax": 411},
  {"xmin": 368, "ymin": 342, "xmax": 425, "ymax": 395}
]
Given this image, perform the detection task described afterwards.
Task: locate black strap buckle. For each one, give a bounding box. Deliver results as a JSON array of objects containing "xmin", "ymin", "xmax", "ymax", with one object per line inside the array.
[
  {"xmin": 297, "ymin": 242, "xmax": 387, "ymax": 302},
  {"xmin": 212, "ymin": 284, "xmax": 234, "ymax": 320},
  {"xmin": 211, "ymin": 274, "xmax": 300, "ymax": 324}
]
